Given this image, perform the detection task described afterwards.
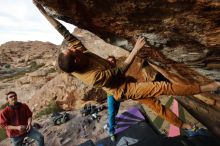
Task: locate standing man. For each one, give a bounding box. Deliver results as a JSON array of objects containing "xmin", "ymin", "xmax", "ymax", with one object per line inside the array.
[
  {"xmin": 106, "ymin": 56, "xmax": 121, "ymax": 141},
  {"xmin": 107, "ymin": 94, "xmax": 120, "ymax": 141},
  {"xmin": 0, "ymin": 91, "xmax": 44, "ymax": 146}
]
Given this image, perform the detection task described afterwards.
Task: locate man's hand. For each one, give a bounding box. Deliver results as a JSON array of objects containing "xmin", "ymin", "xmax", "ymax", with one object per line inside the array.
[
  {"xmin": 27, "ymin": 117, "xmax": 32, "ymax": 132},
  {"xmin": 123, "ymin": 37, "xmax": 146, "ymax": 73},
  {"xmin": 26, "ymin": 124, "xmax": 32, "ymax": 132},
  {"xmin": 133, "ymin": 37, "xmax": 146, "ymax": 52},
  {"xmin": 17, "ymin": 125, "xmax": 26, "ymax": 131},
  {"xmin": 68, "ymin": 44, "xmax": 77, "ymax": 52},
  {"xmin": 68, "ymin": 40, "xmax": 85, "ymax": 52}
]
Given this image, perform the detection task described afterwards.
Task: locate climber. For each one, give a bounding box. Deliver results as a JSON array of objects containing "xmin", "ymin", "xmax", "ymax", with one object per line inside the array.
[
  {"xmin": 34, "ymin": 2, "xmax": 220, "ymax": 131},
  {"xmin": 58, "ymin": 36, "xmax": 220, "ymax": 130}
]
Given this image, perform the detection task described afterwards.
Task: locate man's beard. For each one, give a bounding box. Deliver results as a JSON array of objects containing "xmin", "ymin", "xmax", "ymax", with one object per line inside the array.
[{"xmin": 10, "ymin": 101, "xmax": 21, "ymax": 109}]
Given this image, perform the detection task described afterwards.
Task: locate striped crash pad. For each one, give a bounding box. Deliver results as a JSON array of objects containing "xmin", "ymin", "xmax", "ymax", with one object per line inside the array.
[
  {"xmin": 114, "ymin": 107, "xmax": 145, "ymax": 134},
  {"xmin": 79, "ymin": 107, "xmax": 220, "ymax": 146},
  {"xmin": 96, "ymin": 107, "xmax": 158, "ymax": 146}
]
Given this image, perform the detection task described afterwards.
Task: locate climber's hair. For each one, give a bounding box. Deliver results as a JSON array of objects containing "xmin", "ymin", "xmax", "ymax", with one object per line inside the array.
[{"xmin": 58, "ymin": 52, "xmax": 76, "ymax": 73}]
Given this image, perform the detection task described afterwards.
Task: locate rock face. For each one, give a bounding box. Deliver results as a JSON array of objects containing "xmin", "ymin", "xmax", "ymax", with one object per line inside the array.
[
  {"xmin": 0, "ymin": 41, "xmax": 58, "ymax": 67},
  {"xmin": 35, "ymin": 0, "xmax": 220, "ymax": 67},
  {"xmin": 0, "ymin": 41, "xmax": 59, "ymax": 104},
  {"xmin": 35, "ymin": 0, "xmax": 219, "ymax": 42}
]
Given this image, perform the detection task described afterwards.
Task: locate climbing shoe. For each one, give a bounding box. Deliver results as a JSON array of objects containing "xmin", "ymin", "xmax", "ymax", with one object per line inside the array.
[
  {"xmin": 110, "ymin": 134, "xmax": 116, "ymax": 142},
  {"xmin": 185, "ymin": 125, "xmax": 209, "ymax": 137}
]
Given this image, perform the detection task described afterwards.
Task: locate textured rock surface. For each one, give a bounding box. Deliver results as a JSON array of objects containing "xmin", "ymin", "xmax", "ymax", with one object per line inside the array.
[
  {"xmin": 34, "ymin": 0, "xmax": 220, "ymax": 78},
  {"xmin": 0, "ymin": 41, "xmax": 59, "ymax": 105},
  {"xmin": 35, "ymin": 1, "xmax": 219, "ymax": 41}
]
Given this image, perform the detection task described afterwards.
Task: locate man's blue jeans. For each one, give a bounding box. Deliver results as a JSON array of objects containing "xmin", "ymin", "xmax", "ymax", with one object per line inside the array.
[
  {"xmin": 107, "ymin": 95, "xmax": 120, "ymax": 135},
  {"xmin": 10, "ymin": 128, "xmax": 44, "ymax": 146}
]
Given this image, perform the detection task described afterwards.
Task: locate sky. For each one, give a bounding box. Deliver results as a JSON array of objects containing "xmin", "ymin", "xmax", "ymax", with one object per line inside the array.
[{"xmin": 0, "ymin": 0, "xmax": 75, "ymax": 45}]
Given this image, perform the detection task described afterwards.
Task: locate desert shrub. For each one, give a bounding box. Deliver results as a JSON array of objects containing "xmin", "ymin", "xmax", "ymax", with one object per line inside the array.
[
  {"xmin": 0, "ymin": 103, "xmax": 8, "ymax": 141},
  {"xmin": 47, "ymin": 68, "xmax": 56, "ymax": 74},
  {"xmin": 34, "ymin": 101, "xmax": 62, "ymax": 119},
  {"xmin": 29, "ymin": 61, "xmax": 44, "ymax": 71},
  {"xmin": 0, "ymin": 103, "xmax": 8, "ymax": 110},
  {"xmin": 4, "ymin": 64, "xmax": 10, "ymax": 68}
]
